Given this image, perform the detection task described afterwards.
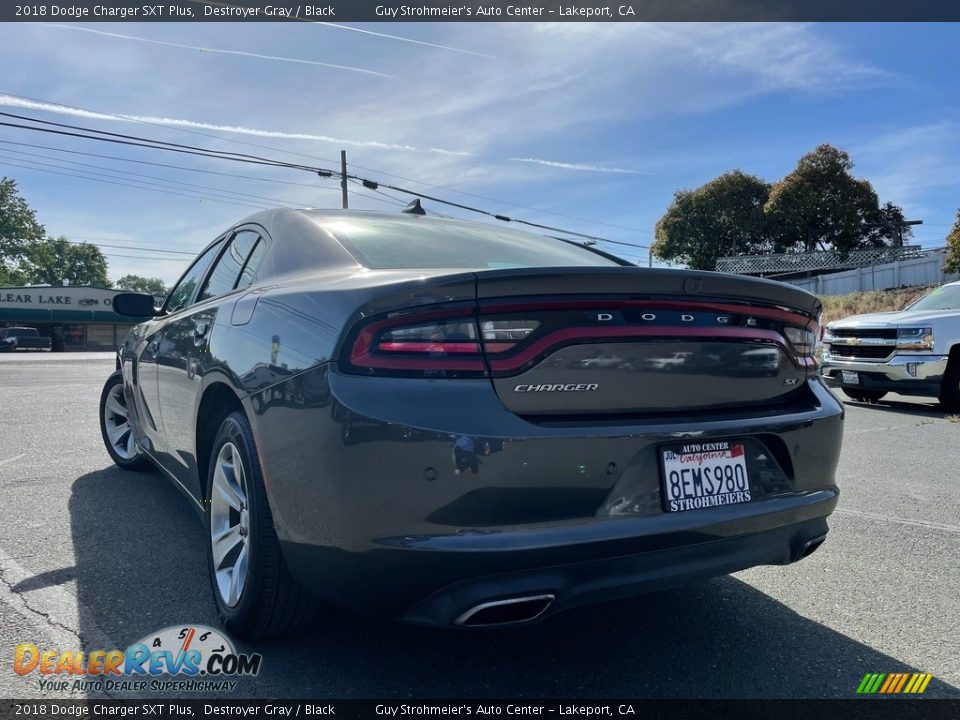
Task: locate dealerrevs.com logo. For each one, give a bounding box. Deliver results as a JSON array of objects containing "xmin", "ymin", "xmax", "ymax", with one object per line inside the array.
[{"xmin": 14, "ymin": 625, "xmax": 262, "ymax": 693}]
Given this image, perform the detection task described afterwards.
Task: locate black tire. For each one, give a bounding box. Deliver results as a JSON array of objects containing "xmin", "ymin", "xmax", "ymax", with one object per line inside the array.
[
  {"xmin": 98, "ymin": 370, "xmax": 150, "ymax": 471},
  {"xmin": 205, "ymin": 411, "xmax": 318, "ymax": 640},
  {"xmin": 841, "ymin": 388, "xmax": 887, "ymax": 403},
  {"xmin": 939, "ymin": 357, "xmax": 960, "ymax": 412}
]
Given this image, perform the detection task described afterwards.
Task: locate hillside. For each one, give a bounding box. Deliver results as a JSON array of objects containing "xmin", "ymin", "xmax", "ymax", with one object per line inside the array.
[{"xmin": 819, "ymin": 287, "xmax": 934, "ymax": 325}]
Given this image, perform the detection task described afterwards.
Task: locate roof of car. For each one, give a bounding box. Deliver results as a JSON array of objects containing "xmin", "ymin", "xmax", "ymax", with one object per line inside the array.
[{"xmin": 213, "ymin": 207, "xmax": 628, "ymax": 279}]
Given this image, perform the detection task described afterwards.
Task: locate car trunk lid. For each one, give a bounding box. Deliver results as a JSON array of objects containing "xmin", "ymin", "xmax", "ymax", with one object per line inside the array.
[{"xmin": 474, "ymin": 267, "xmax": 819, "ymax": 416}]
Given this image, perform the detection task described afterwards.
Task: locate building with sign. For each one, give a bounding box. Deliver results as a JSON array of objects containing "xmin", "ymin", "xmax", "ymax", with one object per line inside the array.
[{"xmin": 0, "ymin": 286, "xmax": 148, "ymax": 351}]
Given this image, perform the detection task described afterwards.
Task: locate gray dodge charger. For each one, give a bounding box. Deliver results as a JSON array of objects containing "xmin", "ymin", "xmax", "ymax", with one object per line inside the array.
[{"xmin": 99, "ymin": 208, "xmax": 843, "ymax": 639}]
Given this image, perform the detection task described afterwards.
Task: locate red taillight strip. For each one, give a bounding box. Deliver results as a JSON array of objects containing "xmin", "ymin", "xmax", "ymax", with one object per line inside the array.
[
  {"xmin": 348, "ymin": 307, "xmax": 488, "ymax": 372},
  {"xmin": 349, "ymin": 308, "xmax": 477, "ymax": 364},
  {"xmin": 378, "ymin": 341, "xmax": 480, "ymax": 353},
  {"xmin": 481, "ymin": 299, "xmax": 816, "ymax": 329},
  {"xmin": 484, "ymin": 326, "xmax": 813, "ymax": 373},
  {"xmin": 351, "ymin": 353, "xmax": 486, "ymax": 371}
]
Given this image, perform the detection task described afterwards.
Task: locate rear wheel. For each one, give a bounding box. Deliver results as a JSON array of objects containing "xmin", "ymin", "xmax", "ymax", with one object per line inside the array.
[
  {"xmin": 205, "ymin": 411, "xmax": 318, "ymax": 639},
  {"xmin": 939, "ymin": 357, "xmax": 960, "ymax": 411},
  {"xmin": 841, "ymin": 389, "xmax": 887, "ymax": 403},
  {"xmin": 98, "ymin": 371, "xmax": 150, "ymax": 471}
]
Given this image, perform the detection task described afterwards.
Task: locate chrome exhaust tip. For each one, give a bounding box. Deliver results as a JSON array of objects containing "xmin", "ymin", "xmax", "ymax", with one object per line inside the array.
[
  {"xmin": 796, "ymin": 534, "xmax": 827, "ymax": 561},
  {"xmin": 454, "ymin": 594, "xmax": 556, "ymax": 627}
]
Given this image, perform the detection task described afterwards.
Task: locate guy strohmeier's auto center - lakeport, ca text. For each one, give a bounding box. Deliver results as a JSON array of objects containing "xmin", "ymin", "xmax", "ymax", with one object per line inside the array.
[{"xmin": 373, "ymin": 5, "xmax": 637, "ymax": 17}]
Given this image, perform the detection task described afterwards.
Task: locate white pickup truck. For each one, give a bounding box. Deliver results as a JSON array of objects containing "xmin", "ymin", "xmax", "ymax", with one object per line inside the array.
[{"xmin": 821, "ymin": 280, "xmax": 960, "ymax": 409}]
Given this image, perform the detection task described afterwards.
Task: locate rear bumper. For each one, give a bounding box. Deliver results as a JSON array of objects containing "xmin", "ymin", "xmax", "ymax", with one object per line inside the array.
[
  {"xmin": 821, "ymin": 353, "xmax": 947, "ymax": 396},
  {"xmin": 401, "ymin": 515, "xmax": 831, "ymax": 627},
  {"xmin": 279, "ymin": 495, "xmax": 836, "ymax": 626},
  {"xmin": 250, "ymin": 367, "xmax": 843, "ymax": 625}
]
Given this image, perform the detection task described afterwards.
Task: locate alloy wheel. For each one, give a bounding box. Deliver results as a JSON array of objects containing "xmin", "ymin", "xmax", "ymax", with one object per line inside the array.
[
  {"xmin": 103, "ymin": 383, "xmax": 136, "ymax": 460},
  {"xmin": 210, "ymin": 442, "xmax": 250, "ymax": 607}
]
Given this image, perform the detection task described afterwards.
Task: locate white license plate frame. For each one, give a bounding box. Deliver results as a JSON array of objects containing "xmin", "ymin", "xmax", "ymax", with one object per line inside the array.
[
  {"xmin": 841, "ymin": 370, "xmax": 860, "ymax": 385},
  {"xmin": 661, "ymin": 441, "xmax": 752, "ymax": 513}
]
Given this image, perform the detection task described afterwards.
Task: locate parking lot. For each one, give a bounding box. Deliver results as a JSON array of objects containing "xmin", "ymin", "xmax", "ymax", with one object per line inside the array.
[{"xmin": 0, "ymin": 352, "xmax": 957, "ymax": 699}]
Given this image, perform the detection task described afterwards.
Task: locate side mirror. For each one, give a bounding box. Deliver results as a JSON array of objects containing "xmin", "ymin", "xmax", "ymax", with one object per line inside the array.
[{"xmin": 113, "ymin": 292, "xmax": 160, "ymax": 317}]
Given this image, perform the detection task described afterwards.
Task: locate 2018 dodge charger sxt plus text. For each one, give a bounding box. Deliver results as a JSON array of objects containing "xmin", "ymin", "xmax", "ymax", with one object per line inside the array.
[{"xmin": 99, "ymin": 208, "xmax": 843, "ymax": 639}]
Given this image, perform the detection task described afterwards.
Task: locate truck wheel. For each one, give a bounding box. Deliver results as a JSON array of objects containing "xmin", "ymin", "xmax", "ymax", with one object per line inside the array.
[
  {"xmin": 841, "ymin": 389, "xmax": 887, "ymax": 403},
  {"xmin": 206, "ymin": 411, "xmax": 318, "ymax": 639},
  {"xmin": 99, "ymin": 371, "xmax": 150, "ymax": 471},
  {"xmin": 939, "ymin": 359, "xmax": 960, "ymax": 412}
]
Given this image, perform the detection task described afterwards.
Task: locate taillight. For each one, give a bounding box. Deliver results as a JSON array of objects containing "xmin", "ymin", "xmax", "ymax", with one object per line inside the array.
[
  {"xmin": 343, "ymin": 299, "xmax": 820, "ymax": 377},
  {"xmin": 784, "ymin": 326, "xmax": 817, "ymax": 357},
  {"xmin": 480, "ymin": 319, "xmax": 540, "ymax": 354},
  {"xmin": 344, "ymin": 308, "xmax": 488, "ymax": 377}
]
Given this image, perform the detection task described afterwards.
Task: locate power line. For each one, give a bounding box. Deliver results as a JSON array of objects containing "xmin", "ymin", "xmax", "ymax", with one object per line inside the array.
[
  {"xmin": 0, "ymin": 91, "xmax": 346, "ymax": 170},
  {"xmin": 0, "ymin": 139, "xmax": 343, "ymax": 191},
  {"xmin": 68, "ymin": 234, "xmax": 206, "ymax": 249},
  {"xmin": 0, "ymin": 147, "xmax": 300, "ymax": 207},
  {"xmin": 350, "ymin": 175, "xmax": 650, "ymax": 249},
  {"xmin": 1, "ymin": 109, "xmax": 646, "ymax": 250},
  {"xmin": 0, "ymin": 159, "xmax": 270, "ymax": 211},
  {"xmin": 0, "ymin": 112, "xmax": 330, "ymax": 174},
  {"xmin": 98, "ymin": 252, "xmax": 188, "ymax": 262},
  {"xmin": 345, "ymin": 160, "xmax": 652, "ymax": 234},
  {"xmin": 0, "ymin": 93, "xmax": 647, "ymax": 234},
  {"xmin": 65, "ymin": 240, "xmax": 196, "ymax": 256}
]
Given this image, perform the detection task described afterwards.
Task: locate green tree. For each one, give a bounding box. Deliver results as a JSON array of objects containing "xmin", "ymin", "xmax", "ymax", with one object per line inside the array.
[
  {"xmin": 24, "ymin": 237, "xmax": 111, "ymax": 288},
  {"xmin": 0, "ymin": 177, "xmax": 46, "ymax": 285},
  {"xmin": 945, "ymin": 209, "xmax": 960, "ymax": 274},
  {"xmin": 116, "ymin": 274, "xmax": 168, "ymax": 296},
  {"xmin": 764, "ymin": 144, "xmax": 880, "ymax": 255},
  {"xmin": 651, "ymin": 170, "xmax": 772, "ymax": 270}
]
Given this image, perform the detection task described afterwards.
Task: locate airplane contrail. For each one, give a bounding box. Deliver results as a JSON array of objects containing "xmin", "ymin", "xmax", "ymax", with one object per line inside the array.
[
  {"xmin": 312, "ymin": 23, "xmax": 497, "ymax": 59},
  {"xmin": 509, "ymin": 157, "xmax": 645, "ymax": 175},
  {"xmin": 0, "ymin": 95, "xmax": 473, "ymax": 157},
  {"xmin": 45, "ymin": 24, "xmax": 396, "ymax": 79}
]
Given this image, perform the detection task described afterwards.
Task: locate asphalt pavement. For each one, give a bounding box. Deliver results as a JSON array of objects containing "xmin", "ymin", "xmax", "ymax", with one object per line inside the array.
[{"xmin": 0, "ymin": 352, "xmax": 957, "ymax": 699}]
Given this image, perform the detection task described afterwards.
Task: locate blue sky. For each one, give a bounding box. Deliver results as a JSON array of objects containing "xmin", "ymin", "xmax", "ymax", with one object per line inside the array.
[{"xmin": 0, "ymin": 21, "xmax": 958, "ymax": 285}]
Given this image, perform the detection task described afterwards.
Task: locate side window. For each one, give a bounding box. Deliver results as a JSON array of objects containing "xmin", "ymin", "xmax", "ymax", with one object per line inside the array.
[
  {"xmin": 198, "ymin": 230, "xmax": 260, "ymax": 302},
  {"xmin": 236, "ymin": 237, "xmax": 268, "ymax": 290},
  {"xmin": 164, "ymin": 240, "xmax": 224, "ymax": 314}
]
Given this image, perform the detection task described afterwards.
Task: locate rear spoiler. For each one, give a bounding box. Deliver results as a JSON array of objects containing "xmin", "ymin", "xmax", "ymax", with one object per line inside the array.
[{"xmin": 473, "ymin": 267, "xmax": 821, "ymax": 318}]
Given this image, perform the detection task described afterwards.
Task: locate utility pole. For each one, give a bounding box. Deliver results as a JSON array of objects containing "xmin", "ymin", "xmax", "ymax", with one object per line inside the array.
[
  {"xmin": 340, "ymin": 150, "xmax": 348, "ymax": 209},
  {"xmin": 897, "ymin": 219, "xmax": 923, "ymax": 247}
]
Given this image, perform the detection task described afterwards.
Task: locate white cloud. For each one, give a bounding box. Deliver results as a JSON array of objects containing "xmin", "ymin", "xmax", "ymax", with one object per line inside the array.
[
  {"xmin": 0, "ymin": 94, "xmax": 473, "ymax": 156},
  {"xmin": 853, "ymin": 122, "xmax": 960, "ymax": 200},
  {"xmin": 0, "ymin": 21, "xmax": 903, "ymax": 280}
]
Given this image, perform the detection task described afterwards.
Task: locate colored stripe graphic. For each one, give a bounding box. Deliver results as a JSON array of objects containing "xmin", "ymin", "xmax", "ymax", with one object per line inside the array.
[
  {"xmin": 893, "ymin": 673, "xmax": 909, "ymax": 693},
  {"xmin": 857, "ymin": 672, "xmax": 932, "ymax": 694}
]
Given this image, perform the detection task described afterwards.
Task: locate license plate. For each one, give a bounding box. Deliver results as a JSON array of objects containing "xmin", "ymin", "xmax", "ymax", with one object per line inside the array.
[
  {"xmin": 841, "ymin": 370, "xmax": 860, "ymax": 385},
  {"xmin": 661, "ymin": 441, "xmax": 751, "ymax": 513}
]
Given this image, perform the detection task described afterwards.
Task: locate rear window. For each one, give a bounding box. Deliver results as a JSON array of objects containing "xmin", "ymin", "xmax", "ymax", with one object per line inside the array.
[
  {"xmin": 10, "ymin": 328, "xmax": 39, "ymax": 337},
  {"xmin": 321, "ymin": 217, "xmax": 623, "ymax": 270}
]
